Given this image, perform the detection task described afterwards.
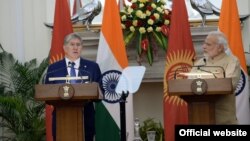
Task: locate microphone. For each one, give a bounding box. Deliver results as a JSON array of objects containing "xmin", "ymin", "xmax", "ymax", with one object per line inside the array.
[
  {"xmin": 203, "ymin": 58, "xmax": 225, "ymax": 78},
  {"xmin": 192, "ymin": 58, "xmax": 207, "ymax": 68},
  {"xmin": 193, "ymin": 58, "xmax": 226, "ymax": 78},
  {"xmin": 68, "ymin": 63, "xmax": 92, "ymax": 83},
  {"xmin": 43, "ymin": 63, "xmax": 93, "ymax": 84},
  {"xmin": 197, "ymin": 68, "xmax": 217, "ymax": 78},
  {"xmin": 192, "ymin": 58, "xmax": 195, "ymax": 66},
  {"xmin": 42, "ymin": 66, "xmax": 68, "ymax": 84},
  {"xmin": 203, "ymin": 58, "xmax": 207, "ymax": 64},
  {"xmin": 78, "ymin": 65, "xmax": 93, "ymax": 83}
]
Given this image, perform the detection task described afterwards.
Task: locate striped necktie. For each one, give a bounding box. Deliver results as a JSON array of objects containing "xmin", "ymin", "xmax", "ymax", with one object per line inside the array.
[{"xmin": 68, "ymin": 62, "xmax": 77, "ymax": 83}]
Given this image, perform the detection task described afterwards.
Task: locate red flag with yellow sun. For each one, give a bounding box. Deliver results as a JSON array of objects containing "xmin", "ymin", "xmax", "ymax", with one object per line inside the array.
[
  {"xmin": 163, "ymin": 0, "xmax": 195, "ymax": 141},
  {"xmin": 46, "ymin": 0, "xmax": 73, "ymax": 140}
]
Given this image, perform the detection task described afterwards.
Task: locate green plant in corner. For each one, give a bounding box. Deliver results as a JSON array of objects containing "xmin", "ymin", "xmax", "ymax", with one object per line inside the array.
[
  {"xmin": 0, "ymin": 45, "xmax": 49, "ymax": 141},
  {"xmin": 139, "ymin": 118, "xmax": 164, "ymax": 141}
]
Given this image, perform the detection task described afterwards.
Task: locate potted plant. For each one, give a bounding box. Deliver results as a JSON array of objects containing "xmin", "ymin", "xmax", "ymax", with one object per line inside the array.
[
  {"xmin": 0, "ymin": 45, "xmax": 48, "ymax": 141},
  {"xmin": 139, "ymin": 118, "xmax": 164, "ymax": 141}
]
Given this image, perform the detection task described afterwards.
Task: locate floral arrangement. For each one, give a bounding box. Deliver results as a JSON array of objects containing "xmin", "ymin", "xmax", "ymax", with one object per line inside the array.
[{"xmin": 120, "ymin": 0, "xmax": 171, "ymax": 65}]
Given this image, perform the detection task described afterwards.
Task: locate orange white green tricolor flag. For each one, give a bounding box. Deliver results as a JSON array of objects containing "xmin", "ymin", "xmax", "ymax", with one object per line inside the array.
[
  {"xmin": 95, "ymin": 0, "xmax": 134, "ymax": 141},
  {"xmin": 218, "ymin": 0, "xmax": 250, "ymax": 124},
  {"xmin": 163, "ymin": 0, "xmax": 195, "ymax": 141},
  {"xmin": 46, "ymin": 0, "xmax": 73, "ymax": 140}
]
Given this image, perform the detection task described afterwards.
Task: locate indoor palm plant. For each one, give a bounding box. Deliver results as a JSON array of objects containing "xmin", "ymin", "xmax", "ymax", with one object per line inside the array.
[{"xmin": 0, "ymin": 44, "xmax": 48, "ymax": 141}]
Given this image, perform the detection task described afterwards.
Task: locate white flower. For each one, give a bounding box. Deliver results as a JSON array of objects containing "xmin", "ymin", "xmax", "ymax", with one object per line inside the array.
[
  {"xmin": 156, "ymin": 7, "xmax": 163, "ymax": 13},
  {"xmin": 127, "ymin": 7, "xmax": 133, "ymax": 14},
  {"xmin": 147, "ymin": 19, "xmax": 154, "ymax": 25},
  {"xmin": 130, "ymin": 26, "xmax": 135, "ymax": 32},
  {"xmin": 139, "ymin": 3, "xmax": 144, "ymax": 8},
  {"xmin": 156, "ymin": 27, "xmax": 162, "ymax": 32},
  {"xmin": 139, "ymin": 27, "xmax": 146, "ymax": 34},
  {"xmin": 147, "ymin": 27, "xmax": 153, "ymax": 32},
  {"xmin": 146, "ymin": 10, "xmax": 151, "ymax": 16},
  {"xmin": 140, "ymin": 13, "xmax": 146, "ymax": 19},
  {"xmin": 151, "ymin": 3, "xmax": 156, "ymax": 8},
  {"xmin": 164, "ymin": 20, "xmax": 170, "ymax": 25},
  {"xmin": 154, "ymin": 13, "xmax": 160, "ymax": 20},
  {"xmin": 121, "ymin": 15, "xmax": 127, "ymax": 21},
  {"xmin": 132, "ymin": 20, "xmax": 138, "ymax": 26},
  {"xmin": 136, "ymin": 10, "xmax": 143, "ymax": 18},
  {"xmin": 160, "ymin": 0, "xmax": 166, "ymax": 4}
]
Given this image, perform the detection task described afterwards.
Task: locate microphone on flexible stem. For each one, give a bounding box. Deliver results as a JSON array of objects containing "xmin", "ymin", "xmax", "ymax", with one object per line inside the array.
[
  {"xmin": 198, "ymin": 68, "xmax": 217, "ymax": 78},
  {"xmin": 203, "ymin": 58, "xmax": 207, "ymax": 65},
  {"xmin": 78, "ymin": 65, "xmax": 92, "ymax": 83},
  {"xmin": 197, "ymin": 58, "xmax": 207, "ymax": 70},
  {"xmin": 191, "ymin": 58, "xmax": 216, "ymax": 78},
  {"xmin": 203, "ymin": 58, "xmax": 226, "ymax": 78},
  {"xmin": 67, "ymin": 63, "xmax": 92, "ymax": 83},
  {"xmin": 42, "ymin": 66, "xmax": 68, "ymax": 84},
  {"xmin": 192, "ymin": 58, "xmax": 195, "ymax": 66},
  {"xmin": 198, "ymin": 58, "xmax": 226, "ymax": 78}
]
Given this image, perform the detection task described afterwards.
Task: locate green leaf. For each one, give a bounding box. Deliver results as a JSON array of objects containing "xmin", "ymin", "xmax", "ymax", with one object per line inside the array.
[
  {"xmin": 137, "ymin": 32, "xmax": 142, "ymax": 55},
  {"xmin": 147, "ymin": 42, "xmax": 153, "ymax": 66},
  {"xmin": 160, "ymin": 33, "xmax": 168, "ymax": 51},
  {"xmin": 139, "ymin": 118, "xmax": 164, "ymax": 141},
  {"xmin": 124, "ymin": 31, "xmax": 135, "ymax": 46},
  {"xmin": 152, "ymin": 31, "xmax": 164, "ymax": 49},
  {"xmin": 0, "ymin": 47, "xmax": 47, "ymax": 140}
]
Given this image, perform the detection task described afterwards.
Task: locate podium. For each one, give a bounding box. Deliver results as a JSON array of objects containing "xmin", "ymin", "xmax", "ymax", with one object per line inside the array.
[
  {"xmin": 167, "ymin": 78, "xmax": 233, "ymax": 124},
  {"xmin": 35, "ymin": 82, "xmax": 100, "ymax": 141}
]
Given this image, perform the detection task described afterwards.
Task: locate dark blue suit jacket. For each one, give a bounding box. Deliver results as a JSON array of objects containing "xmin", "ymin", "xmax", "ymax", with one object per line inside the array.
[
  {"xmin": 45, "ymin": 58, "xmax": 101, "ymax": 141},
  {"xmin": 45, "ymin": 58, "xmax": 101, "ymax": 84}
]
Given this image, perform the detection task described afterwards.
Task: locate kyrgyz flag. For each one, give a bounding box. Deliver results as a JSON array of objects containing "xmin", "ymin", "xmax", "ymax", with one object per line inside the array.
[
  {"xmin": 95, "ymin": 0, "xmax": 134, "ymax": 141},
  {"xmin": 218, "ymin": 0, "xmax": 250, "ymax": 124},
  {"xmin": 46, "ymin": 0, "xmax": 73, "ymax": 140},
  {"xmin": 163, "ymin": 0, "xmax": 195, "ymax": 141}
]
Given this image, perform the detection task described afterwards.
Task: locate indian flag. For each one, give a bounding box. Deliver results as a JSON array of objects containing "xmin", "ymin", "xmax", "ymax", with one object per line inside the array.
[
  {"xmin": 95, "ymin": 0, "xmax": 134, "ymax": 141},
  {"xmin": 218, "ymin": 0, "xmax": 250, "ymax": 124}
]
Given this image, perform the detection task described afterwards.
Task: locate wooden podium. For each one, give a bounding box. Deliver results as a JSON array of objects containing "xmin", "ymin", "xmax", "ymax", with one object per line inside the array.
[
  {"xmin": 35, "ymin": 82, "xmax": 100, "ymax": 141},
  {"xmin": 168, "ymin": 78, "xmax": 233, "ymax": 124}
]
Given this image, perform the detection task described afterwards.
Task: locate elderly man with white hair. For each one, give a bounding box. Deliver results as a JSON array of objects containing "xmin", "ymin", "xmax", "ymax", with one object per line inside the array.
[{"xmin": 191, "ymin": 30, "xmax": 241, "ymax": 124}]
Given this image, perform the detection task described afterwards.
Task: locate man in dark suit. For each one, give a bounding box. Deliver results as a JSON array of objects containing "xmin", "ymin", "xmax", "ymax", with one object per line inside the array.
[{"xmin": 45, "ymin": 32, "xmax": 101, "ymax": 141}]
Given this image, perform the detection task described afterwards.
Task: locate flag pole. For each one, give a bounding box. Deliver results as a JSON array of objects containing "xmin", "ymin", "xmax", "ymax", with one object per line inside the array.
[{"xmin": 120, "ymin": 91, "xmax": 129, "ymax": 141}]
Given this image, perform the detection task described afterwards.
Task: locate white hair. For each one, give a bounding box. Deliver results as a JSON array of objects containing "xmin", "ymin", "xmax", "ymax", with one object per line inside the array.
[{"xmin": 207, "ymin": 30, "xmax": 229, "ymax": 51}]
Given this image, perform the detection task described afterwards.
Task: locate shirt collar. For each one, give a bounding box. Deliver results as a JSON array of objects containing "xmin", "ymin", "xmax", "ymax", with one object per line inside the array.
[{"xmin": 65, "ymin": 58, "xmax": 80, "ymax": 68}]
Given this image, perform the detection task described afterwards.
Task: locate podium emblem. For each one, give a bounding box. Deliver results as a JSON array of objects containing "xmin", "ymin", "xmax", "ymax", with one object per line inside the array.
[
  {"xmin": 58, "ymin": 84, "xmax": 74, "ymax": 100},
  {"xmin": 191, "ymin": 78, "xmax": 208, "ymax": 95}
]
